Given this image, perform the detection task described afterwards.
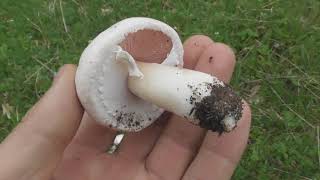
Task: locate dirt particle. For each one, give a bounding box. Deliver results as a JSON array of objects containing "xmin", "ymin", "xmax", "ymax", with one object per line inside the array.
[
  {"xmin": 135, "ymin": 121, "xmax": 140, "ymax": 126},
  {"xmin": 189, "ymin": 107, "xmax": 195, "ymax": 116},
  {"xmin": 187, "ymin": 84, "xmax": 193, "ymax": 89},
  {"xmin": 209, "ymin": 56, "xmax": 213, "ymax": 63},
  {"xmin": 189, "ymin": 96, "xmax": 196, "ymax": 104},
  {"xmin": 116, "ymin": 113, "xmax": 123, "ymax": 123}
]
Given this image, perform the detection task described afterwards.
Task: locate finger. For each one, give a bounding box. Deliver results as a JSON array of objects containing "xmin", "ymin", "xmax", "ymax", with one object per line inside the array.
[
  {"xmin": 183, "ymin": 102, "xmax": 251, "ymax": 180},
  {"xmin": 183, "ymin": 35, "xmax": 214, "ymax": 69},
  {"xmin": 0, "ymin": 65, "xmax": 84, "ymax": 180},
  {"xmin": 145, "ymin": 41, "xmax": 236, "ymax": 179}
]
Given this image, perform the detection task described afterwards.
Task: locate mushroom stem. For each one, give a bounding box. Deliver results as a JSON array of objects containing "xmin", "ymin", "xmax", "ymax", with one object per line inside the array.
[
  {"xmin": 128, "ymin": 62, "xmax": 215, "ymax": 122},
  {"xmin": 126, "ymin": 61, "xmax": 243, "ymax": 133}
]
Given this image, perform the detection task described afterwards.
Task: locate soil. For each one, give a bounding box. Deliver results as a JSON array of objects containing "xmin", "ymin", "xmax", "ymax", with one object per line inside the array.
[
  {"xmin": 193, "ymin": 84, "xmax": 243, "ymax": 134},
  {"xmin": 115, "ymin": 111, "xmax": 143, "ymax": 129},
  {"xmin": 209, "ymin": 56, "xmax": 213, "ymax": 63}
]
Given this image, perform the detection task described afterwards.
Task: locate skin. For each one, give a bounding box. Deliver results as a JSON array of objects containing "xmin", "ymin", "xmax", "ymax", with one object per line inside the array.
[{"xmin": 0, "ymin": 35, "xmax": 251, "ymax": 180}]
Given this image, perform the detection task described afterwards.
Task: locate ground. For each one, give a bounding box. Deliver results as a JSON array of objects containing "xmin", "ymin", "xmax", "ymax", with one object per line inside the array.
[{"xmin": 0, "ymin": 0, "xmax": 319, "ymax": 179}]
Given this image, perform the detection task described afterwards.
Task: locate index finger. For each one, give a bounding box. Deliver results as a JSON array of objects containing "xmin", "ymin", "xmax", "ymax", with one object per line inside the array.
[{"xmin": 182, "ymin": 44, "xmax": 252, "ymax": 180}]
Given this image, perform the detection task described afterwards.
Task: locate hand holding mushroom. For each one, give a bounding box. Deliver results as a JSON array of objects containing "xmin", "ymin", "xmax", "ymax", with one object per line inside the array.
[
  {"xmin": 76, "ymin": 17, "xmax": 243, "ymax": 134},
  {"xmin": 0, "ymin": 18, "xmax": 251, "ymax": 180}
]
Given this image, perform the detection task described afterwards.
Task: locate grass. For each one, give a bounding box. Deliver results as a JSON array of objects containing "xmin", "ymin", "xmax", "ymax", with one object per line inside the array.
[{"xmin": 0, "ymin": 0, "xmax": 319, "ymax": 179}]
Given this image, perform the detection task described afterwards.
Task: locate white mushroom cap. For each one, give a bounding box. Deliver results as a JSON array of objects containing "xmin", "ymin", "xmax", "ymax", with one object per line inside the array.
[{"xmin": 75, "ymin": 17, "xmax": 183, "ymax": 132}]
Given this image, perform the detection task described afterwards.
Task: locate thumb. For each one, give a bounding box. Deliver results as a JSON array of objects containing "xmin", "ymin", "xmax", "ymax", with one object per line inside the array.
[{"xmin": 0, "ymin": 64, "xmax": 84, "ymax": 180}]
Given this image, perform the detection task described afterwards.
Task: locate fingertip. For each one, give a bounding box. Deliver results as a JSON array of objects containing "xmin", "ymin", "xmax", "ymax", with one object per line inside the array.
[
  {"xmin": 212, "ymin": 43, "xmax": 236, "ymax": 61},
  {"xmin": 183, "ymin": 35, "xmax": 214, "ymax": 69},
  {"xmin": 195, "ymin": 42, "xmax": 236, "ymax": 83},
  {"xmin": 53, "ymin": 64, "xmax": 78, "ymax": 85},
  {"xmin": 56, "ymin": 64, "xmax": 78, "ymax": 77},
  {"xmin": 62, "ymin": 64, "xmax": 78, "ymax": 71}
]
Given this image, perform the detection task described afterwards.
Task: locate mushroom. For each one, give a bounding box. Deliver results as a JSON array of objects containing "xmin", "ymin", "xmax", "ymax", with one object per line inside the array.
[{"xmin": 76, "ymin": 17, "xmax": 243, "ymax": 134}]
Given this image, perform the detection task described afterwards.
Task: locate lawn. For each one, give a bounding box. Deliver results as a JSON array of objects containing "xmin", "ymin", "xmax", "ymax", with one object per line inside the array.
[{"xmin": 1, "ymin": 0, "xmax": 319, "ymax": 179}]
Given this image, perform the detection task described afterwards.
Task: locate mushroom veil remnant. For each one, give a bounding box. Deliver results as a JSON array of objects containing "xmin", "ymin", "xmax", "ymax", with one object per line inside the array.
[{"xmin": 76, "ymin": 17, "xmax": 243, "ymax": 134}]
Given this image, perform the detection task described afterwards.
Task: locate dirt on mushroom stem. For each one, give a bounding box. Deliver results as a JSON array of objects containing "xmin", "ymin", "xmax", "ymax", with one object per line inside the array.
[{"xmin": 193, "ymin": 84, "xmax": 243, "ymax": 134}]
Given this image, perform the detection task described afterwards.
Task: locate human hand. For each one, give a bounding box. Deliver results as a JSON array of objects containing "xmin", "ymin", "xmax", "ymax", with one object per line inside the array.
[{"xmin": 0, "ymin": 35, "xmax": 251, "ymax": 180}]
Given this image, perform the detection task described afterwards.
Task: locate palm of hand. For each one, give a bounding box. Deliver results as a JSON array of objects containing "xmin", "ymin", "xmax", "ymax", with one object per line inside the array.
[{"xmin": 55, "ymin": 107, "xmax": 250, "ymax": 180}]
